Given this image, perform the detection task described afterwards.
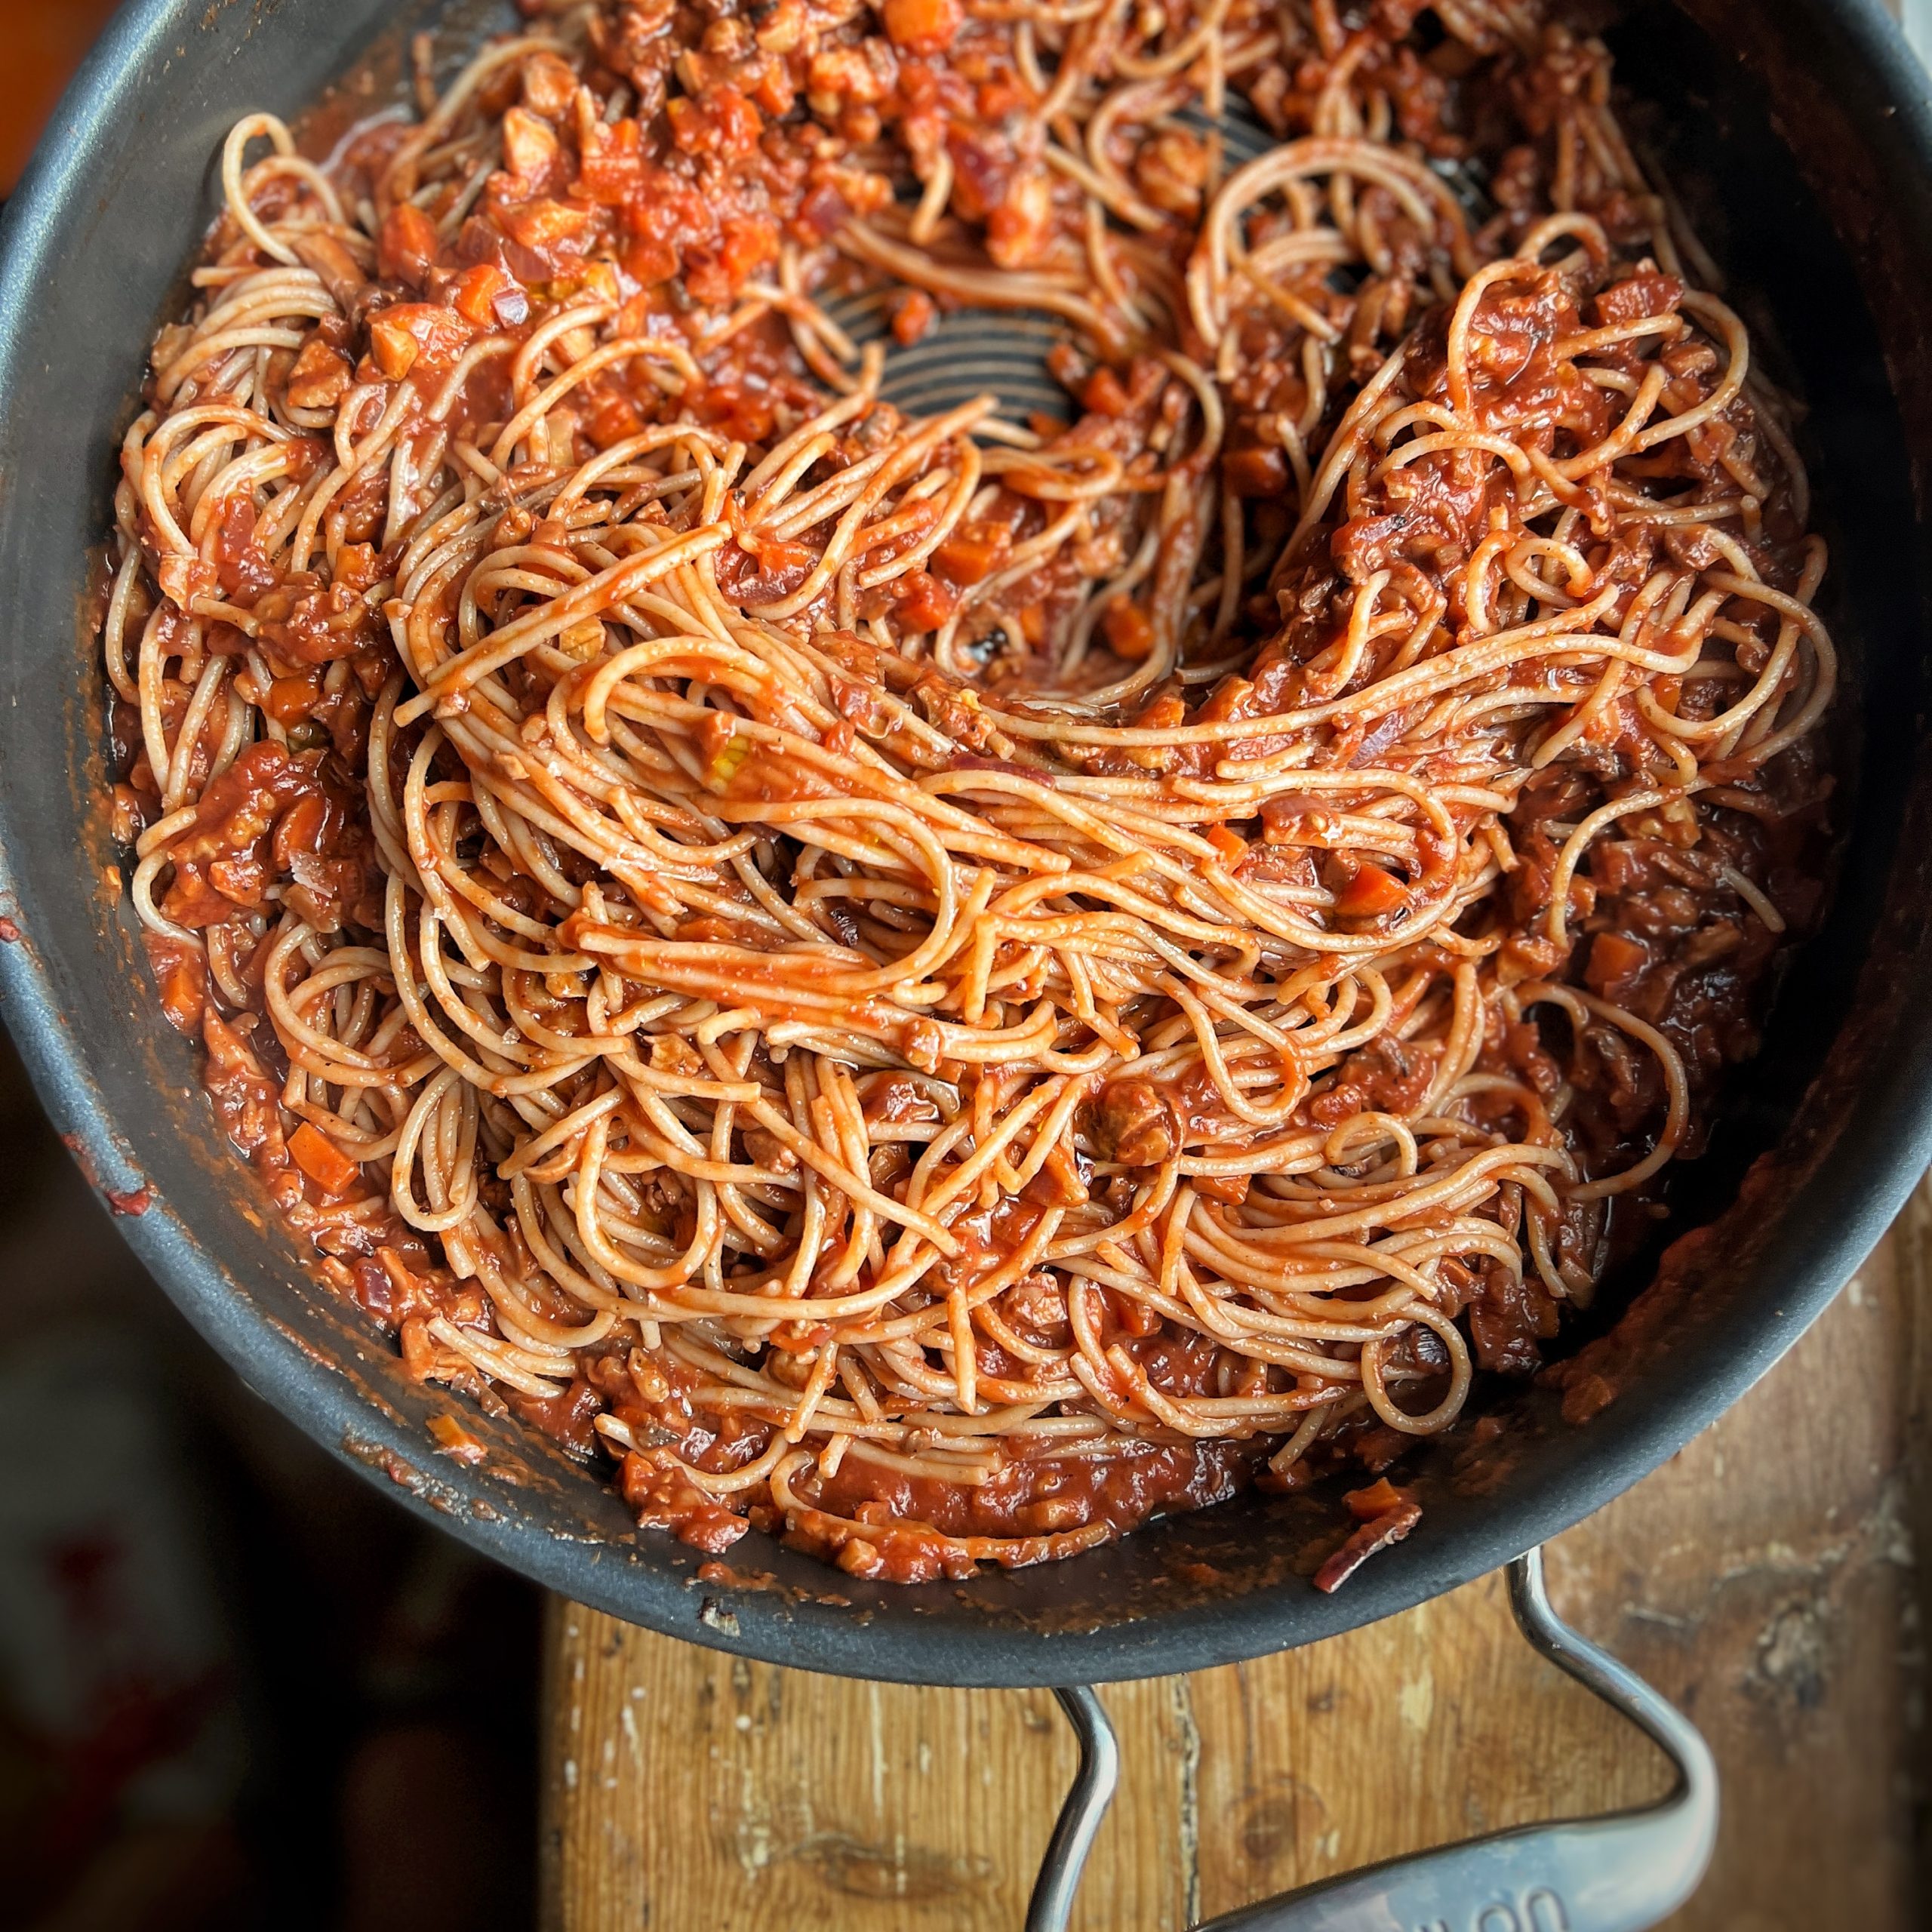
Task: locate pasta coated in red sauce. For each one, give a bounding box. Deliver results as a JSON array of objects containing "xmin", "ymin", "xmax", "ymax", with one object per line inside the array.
[{"xmin": 105, "ymin": 0, "xmax": 1834, "ymax": 1587}]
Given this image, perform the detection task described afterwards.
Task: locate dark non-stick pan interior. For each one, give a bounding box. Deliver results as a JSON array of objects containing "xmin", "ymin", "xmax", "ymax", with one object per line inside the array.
[{"xmin": 2, "ymin": 0, "xmax": 1930, "ymax": 1687}]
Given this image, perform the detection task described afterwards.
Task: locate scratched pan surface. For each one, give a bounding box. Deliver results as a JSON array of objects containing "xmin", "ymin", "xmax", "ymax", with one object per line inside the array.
[{"xmin": 2, "ymin": 0, "xmax": 1931, "ymax": 1687}]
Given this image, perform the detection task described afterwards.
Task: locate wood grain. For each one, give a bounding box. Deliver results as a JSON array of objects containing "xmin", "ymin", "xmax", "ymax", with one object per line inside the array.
[{"xmin": 540, "ymin": 1177, "xmax": 1932, "ymax": 1931}]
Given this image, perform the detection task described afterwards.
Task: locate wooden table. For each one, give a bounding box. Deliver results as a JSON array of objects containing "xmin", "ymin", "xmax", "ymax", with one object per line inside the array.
[{"xmin": 537, "ymin": 1177, "xmax": 1932, "ymax": 1930}]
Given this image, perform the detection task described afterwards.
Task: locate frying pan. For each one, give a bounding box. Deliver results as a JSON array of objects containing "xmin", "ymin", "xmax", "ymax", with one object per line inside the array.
[{"xmin": 2, "ymin": 0, "xmax": 1929, "ymax": 1922}]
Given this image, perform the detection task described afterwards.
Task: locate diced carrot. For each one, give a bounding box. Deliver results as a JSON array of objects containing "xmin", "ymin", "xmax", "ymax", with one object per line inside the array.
[
  {"xmin": 1314, "ymin": 1488, "xmax": 1423, "ymax": 1593},
  {"xmin": 429, "ymin": 1413, "xmax": 488, "ymax": 1464},
  {"xmin": 891, "ymin": 289, "xmax": 937, "ymax": 346},
  {"xmin": 142, "ymin": 933, "xmax": 206, "ymax": 1035},
  {"xmin": 1585, "ymin": 929, "xmax": 1651, "ymax": 997},
  {"xmin": 451, "ymin": 262, "xmax": 515, "ymax": 328},
  {"xmin": 752, "ymin": 60, "xmax": 797, "ymax": 117},
  {"xmin": 1223, "ymin": 445, "xmax": 1289, "ymax": 497},
  {"xmin": 882, "ymin": 0, "xmax": 961, "ymax": 53},
  {"xmin": 1204, "ymin": 823, "xmax": 1246, "ymax": 864},
  {"xmin": 1343, "ymin": 1477, "xmax": 1405, "ymax": 1523},
  {"xmin": 932, "ymin": 523, "xmax": 1013, "ymax": 586},
  {"xmin": 577, "ymin": 115, "xmax": 647, "ymax": 206},
  {"xmin": 586, "ymin": 390, "xmax": 645, "ymax": 450},
  {"xmin": 1334, "ymin": 861, "xmax": 1407, "ymax": 919},
  {"xmin": 1101, "ymin": 596, "xmax": 1155, "ymax": 660},
  {"xmin": 1194, "ymin": 1172, "xmax": 1251, "ymax": 1205},
  {"xmin": 977, "ymin": 78, "xmax": 1030, "ymax": 121},
  {"xmin": 377, "ymin": 202, "xmax": 439, "ymax": 288},
  {"xmin": 893, "ymin": 571, "xmax": 959, "ymax": 632},
  {"xmin": 290, "ymin": 1121, "xmax": 358, "ymax": 1196},
  {"xmin": 263, "ymin": 672, "xmax": 322, "ymax": 726},
  {"xmin": 1081, "ymin": 365, "xmax": 1131, "ymax": 417},
  {"xmin": 1017, "ymin": 601, "xmax": 1048, "ymax": 647}
]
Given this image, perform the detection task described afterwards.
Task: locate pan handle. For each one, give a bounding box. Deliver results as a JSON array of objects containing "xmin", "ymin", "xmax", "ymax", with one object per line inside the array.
[{"xmin": 1026, "ymin": 1548, "xmax": 1717, "ymax": 1932}]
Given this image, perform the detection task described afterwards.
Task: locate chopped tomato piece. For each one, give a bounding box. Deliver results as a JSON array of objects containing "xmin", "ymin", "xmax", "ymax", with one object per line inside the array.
[
  {"xmin": 715, "ymin": 213, "xmax": 780, "ymax": 288},
  {"xmin": 290, "ymin": 1121, "xmax": 358, "ymax": 1196},
  {"xmin": 377, "ymin": 203, "xmax": 439, "ymax": 288},
  {"xmin": 752, "ymin": 60, "xmax": 797, "ymax": 117},
  {"xmin": 586, "ymin": 389, "xmax": 645, "ymax": 448},
  {"xmin": 271, "ymin": 793, "xmax": 329, "ymax": 874},
  {"xmin": 986, "ymin": 165, "xmax": 1053, "ymax": 270},
  {"xmin": 977, "ymin": 78, "xmax": 1029, "ymax": 121},
  {"xmin": 622, "ymin": 236, "xmax": 679, "ymax": 288},
  {"xmin": 1334, "ymin": 862, "xmax": 1408, "ymax": 919},
  {"xmin": 1592, "ymin": 270, "xmax": 1684, "ymax": 328},
  {"xmin": 1223, "ymin": 445, "xmax": 1289, "ymax": 497},
  {"xmin": 797, "ymin": 183, "xmax": 848, "ymax": 238}
]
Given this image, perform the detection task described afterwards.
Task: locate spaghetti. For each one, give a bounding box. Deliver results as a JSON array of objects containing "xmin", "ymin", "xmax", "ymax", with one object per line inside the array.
[{"xmin": 103, "ymin": 0, "xmax": 1835, "ymax": 1585}]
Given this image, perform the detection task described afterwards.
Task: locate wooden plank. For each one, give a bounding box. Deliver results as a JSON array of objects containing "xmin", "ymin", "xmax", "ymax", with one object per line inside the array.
[{"xmin": 541, "ymin": 1179, "xmax": 1930, "ymax": 1930}]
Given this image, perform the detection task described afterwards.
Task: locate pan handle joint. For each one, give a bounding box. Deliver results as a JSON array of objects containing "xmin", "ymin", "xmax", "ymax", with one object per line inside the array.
[{"xmin": 1026, "ymin": 1547, "xmax": 1717, "ymax": 1932}]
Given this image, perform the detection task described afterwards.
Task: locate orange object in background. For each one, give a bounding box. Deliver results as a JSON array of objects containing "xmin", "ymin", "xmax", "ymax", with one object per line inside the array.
[{"xmin": 0, "ymin": 0, "xmax": 125, "ymax": 197}]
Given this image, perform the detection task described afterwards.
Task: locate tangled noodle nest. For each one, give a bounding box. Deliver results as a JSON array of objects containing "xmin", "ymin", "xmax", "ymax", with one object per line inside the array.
[{"xmin": 106, "ymin": 0, "xmax": 1834, "ymax": 1581}]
